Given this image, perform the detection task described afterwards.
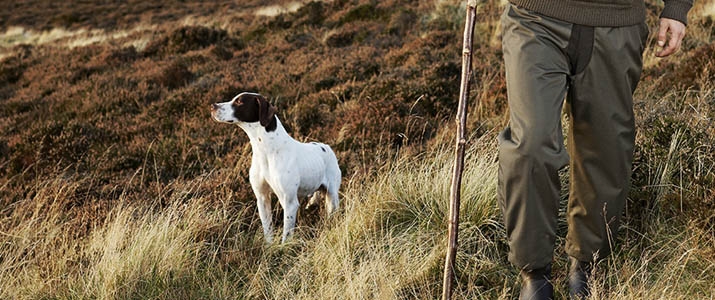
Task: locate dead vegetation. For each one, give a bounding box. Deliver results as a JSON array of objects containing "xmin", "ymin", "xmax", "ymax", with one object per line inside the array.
[{"xmin": 0, "ymin": 0, "xmax": 713, "ymax": 299}]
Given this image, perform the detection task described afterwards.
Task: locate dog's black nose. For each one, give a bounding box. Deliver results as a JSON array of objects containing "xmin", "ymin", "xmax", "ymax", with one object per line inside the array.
[{"xmin": 211, "ymin": 103, "xmax": 219, "ymax": 111}]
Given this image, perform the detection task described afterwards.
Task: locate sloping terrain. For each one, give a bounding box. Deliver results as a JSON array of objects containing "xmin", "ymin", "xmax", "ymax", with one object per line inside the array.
[{"xmin": 0, "ymin": 0, "xmax": 713, "ymax": 298}]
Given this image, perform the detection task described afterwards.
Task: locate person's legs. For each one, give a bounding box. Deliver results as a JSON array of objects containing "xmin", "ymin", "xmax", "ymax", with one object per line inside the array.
[
  {"xmin": 564, "ymin": 22, "xmax": 648, "ymax": 298},
  {"xmin": 498, "ymin": 4, "xmax": 571, "ymax": 271},
  {"xmin": 565, "ymin": 22, "xmax": 648, "ymax": 264}
]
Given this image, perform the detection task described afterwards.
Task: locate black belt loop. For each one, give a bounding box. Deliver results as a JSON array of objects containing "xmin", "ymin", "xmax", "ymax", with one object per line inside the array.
[{"xmin": 566, "ymin": 24, "xmax": 595, "ymax": 75}]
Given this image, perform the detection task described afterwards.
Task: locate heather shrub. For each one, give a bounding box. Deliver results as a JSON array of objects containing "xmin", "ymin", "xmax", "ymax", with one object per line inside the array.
[
  {"xmin": 143, "ymin": 26, "xmax": 237, "ymax": 56},
  {"xmin": 148, "ymin": 60, "xmax": 193, "ymax": 89},
  {"xmin": 0, "ymin": 0, "xmax": 713, "ymax": 298},
  {"xmin": 673, "ymin": 43, "xmax": 715, "ymax": 89},
  {"xmin": 69, "ymin": 65, "xmax": 105, "ymax": 83},
  {"xmin": 101, "ymin": 46, "xmax": 139, "ymax": 67},
  {"xmin": 387, "ymin": 8, "xmax": 418, "ymax": 36},
  {"xmin": 630, "ymin": 88, "xmax": 715, "ymax": 227},
  {"xmin": 207, "ymin": 44, "xmax": 233, "ymax": 60},
  {"xmin": 14, "ymin": 120, "xmax": 116, "ymax": 173},
  {"xmin": 324, "ymin": 27, "xmax": 358, "ymax": 47},
  {"xmin": 336, "ymin": 3, "xmax": 387, "ymax": 25},
  {"xmin": 288, "ymin": 91, "xmax": 333, "ymax": 136},
  {"xmin": 293, "ymin": 1, "xmax": 326, "ymax": 26},
  {"xmin": 0, "ymin": 56, "xmax": 25, "ymax": 85}
]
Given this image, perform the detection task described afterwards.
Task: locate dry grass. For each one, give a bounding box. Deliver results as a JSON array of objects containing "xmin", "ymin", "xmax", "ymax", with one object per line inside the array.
[
  {"xmin": 1, "ymin": 133, "xmax": 712, "ymax": 299},
  {"xmin": 0, "ymin": 0, "xmax": 713, "ymax": 299}
]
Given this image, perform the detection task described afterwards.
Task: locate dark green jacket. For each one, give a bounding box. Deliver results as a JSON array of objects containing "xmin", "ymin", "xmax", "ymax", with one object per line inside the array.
[{"xmin": 508, "ymin": 0, "xmax": 692, "ymax": 26}]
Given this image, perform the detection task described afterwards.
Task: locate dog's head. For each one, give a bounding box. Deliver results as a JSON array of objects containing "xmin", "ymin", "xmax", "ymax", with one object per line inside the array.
[{"xmin": 211, "ymin": 92, "xmax": 277, "ymax": 132}]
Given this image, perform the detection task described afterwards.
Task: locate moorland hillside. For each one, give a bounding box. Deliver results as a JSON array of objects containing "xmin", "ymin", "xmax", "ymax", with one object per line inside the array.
[{"xmin": 0, "ymin": 0, "xmax": 713, "ymax": 298}]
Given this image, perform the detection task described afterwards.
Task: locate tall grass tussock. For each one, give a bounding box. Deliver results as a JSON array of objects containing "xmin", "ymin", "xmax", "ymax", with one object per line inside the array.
[{"xmin": 1, "ymin": 0, "xmax": 713, "ymax": 299}]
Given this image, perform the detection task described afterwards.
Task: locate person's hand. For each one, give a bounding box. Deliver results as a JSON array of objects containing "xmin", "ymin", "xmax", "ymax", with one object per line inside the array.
[{"xmin": 655, "ymin": 18, "xmax": 686, "ymax": 57}]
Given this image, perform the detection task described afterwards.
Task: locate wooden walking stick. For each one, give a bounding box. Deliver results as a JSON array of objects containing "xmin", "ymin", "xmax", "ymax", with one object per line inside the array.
[{"xmin": 442, "ymin": 1, "xmax": 478, "ymax": 299}]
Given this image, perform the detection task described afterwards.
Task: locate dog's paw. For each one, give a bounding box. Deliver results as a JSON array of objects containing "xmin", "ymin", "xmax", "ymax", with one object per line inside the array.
[{"xmin": 306, "ymin": 192, "xmax": 321, "ymax": 209}]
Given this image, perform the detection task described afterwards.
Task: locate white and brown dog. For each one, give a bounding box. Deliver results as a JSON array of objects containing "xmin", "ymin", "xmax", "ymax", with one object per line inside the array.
[{"xmin": 211, "ymin": 92, "xmax": 341, "ymax": 243}]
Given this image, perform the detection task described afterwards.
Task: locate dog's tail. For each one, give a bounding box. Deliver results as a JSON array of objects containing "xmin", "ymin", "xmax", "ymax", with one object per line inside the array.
[{"xmin": 320, "ymin": 144, "xmax": 341, "ymax": 215}]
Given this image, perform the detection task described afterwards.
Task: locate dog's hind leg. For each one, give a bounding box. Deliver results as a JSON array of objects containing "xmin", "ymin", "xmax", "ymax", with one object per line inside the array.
[
  {"xmin": 279, "ymin": 195, "xmax": 300, "ymax": 243},
  {"xmin": 325, "ymin": 189, "xmax": 340, "ymax": 215},
  {"xmin": 325, "ymin": 159, "xmax": 341, "ymax": 215},
  {"xmin": 306, "ymin": 190, "xmax": 322, "ymax": 209}
]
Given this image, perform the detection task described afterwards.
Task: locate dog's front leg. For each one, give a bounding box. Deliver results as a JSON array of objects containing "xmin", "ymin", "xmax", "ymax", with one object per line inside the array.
[
  {"xmin": 252, "ymin": 183, "xmax": 274, "ymax": 243},
  {"xmin": 279, "ymin": 194, "xmax": 300, "ymax": 243},
  {"xmin": 256, "ymin": 194, "xmax": 273, "ymax": 243}
]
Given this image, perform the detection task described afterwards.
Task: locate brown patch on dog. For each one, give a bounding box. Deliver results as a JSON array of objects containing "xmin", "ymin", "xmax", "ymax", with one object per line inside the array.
[
  {"xmin": 232, "ymin": 93, "xmax": 277, "ymax": 132},
  {"xmin": 257, "ymin": 95, "xmax": 277, "ymax": 131}
]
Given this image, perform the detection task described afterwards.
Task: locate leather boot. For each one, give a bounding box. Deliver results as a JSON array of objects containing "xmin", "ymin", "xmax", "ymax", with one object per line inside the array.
[
  {"xmin": 519, "ymin": 264, "xmax": 553, "ymax": 300},
  {"xmin": 568, "ymin": 257, "xmax": 593, "ymax": 299}
]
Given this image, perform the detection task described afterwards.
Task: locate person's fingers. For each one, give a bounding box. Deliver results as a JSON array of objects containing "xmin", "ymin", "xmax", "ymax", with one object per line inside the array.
[
  {"xmin": 656, "ymin": 20, "xmax": 669, "ymax": 48},
  {"xmin": 658, "ymin": 32, "xmax": 680, "ymax": 57},
  {"xmin": 655, "ymin": 18, "xmax": 686, "ymax": 57}
]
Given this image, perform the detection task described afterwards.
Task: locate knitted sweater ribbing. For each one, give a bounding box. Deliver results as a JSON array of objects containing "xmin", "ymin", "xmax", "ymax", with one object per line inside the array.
[{"xmin": 508, "ymin": 0, "xmax": 692, "ymax": 26}]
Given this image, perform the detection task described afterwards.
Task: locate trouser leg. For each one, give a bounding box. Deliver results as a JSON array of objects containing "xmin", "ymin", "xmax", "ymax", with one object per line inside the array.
[
  {"xmin": 498, "ymin": 4, "xmax": 572, "ymax": 271},
  {"xmin": 498, "ymin": 3, "xmax": 647, "ymax": 269},
  {"xmin": 564, "ymin": 23, "xmax": 648, "ymax": 262}
]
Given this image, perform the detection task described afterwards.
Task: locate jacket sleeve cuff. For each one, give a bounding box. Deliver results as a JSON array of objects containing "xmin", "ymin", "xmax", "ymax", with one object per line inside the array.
[{"xmin": 660, "ymin": 0, "xmax": 692, "ymax": 26}]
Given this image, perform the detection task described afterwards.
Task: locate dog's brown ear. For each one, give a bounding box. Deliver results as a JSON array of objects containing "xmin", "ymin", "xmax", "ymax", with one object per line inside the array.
[{"xmin": 257, "ymin": 95, "xmax": 277, "ymax": 131}]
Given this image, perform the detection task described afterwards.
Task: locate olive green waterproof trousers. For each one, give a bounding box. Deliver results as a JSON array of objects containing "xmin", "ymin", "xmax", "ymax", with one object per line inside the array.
[{"xmin": 497, "ymin": 4, "xmax": 649, "ymax": 270}]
